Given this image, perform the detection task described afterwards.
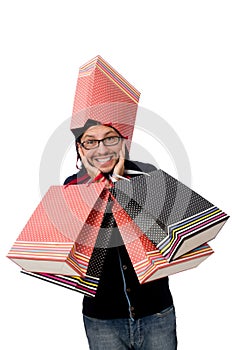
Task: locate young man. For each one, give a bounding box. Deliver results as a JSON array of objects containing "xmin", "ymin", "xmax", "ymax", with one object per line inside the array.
[{"xmin": 64, "ymin": 122, "xmax": 177, "ymax": 350}]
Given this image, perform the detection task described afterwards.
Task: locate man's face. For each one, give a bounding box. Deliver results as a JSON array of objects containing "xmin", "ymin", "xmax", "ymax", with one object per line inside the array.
[{"xmin": 79, "ymin": 125, "xmax": 123, "ymax": 173}]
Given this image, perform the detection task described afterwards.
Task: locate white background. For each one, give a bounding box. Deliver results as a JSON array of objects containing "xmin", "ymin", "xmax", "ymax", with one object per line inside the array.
[{"xmin": 1, "ymin": 1, "xmax": 231, "ymax": 349}]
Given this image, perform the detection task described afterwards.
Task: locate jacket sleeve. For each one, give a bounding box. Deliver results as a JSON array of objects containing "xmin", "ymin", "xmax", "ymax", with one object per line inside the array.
[{"xmin": 63, "ymin": 173, "xmax": 78, "ymax": 185}]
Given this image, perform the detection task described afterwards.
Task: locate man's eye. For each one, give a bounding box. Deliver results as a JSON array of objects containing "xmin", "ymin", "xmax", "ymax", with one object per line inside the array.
[
  {"xmin": 86, "ymin": 140, "xmax": 96, "ymax": 145},
  {"xmin": 106, "ymin": 137, "xmax": 116, "ymax": 142}
]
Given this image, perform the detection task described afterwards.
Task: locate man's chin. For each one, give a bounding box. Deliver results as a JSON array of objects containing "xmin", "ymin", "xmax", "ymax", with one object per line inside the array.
[{"xmin": 99, "ymin": 165, "xmax": 115, "ymax": 174}]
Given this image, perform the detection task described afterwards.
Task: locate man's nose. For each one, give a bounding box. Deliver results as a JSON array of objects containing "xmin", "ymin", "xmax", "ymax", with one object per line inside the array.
[{"xmin": 96, "ymin": 140, "xmax": 109, "ymax": 153}]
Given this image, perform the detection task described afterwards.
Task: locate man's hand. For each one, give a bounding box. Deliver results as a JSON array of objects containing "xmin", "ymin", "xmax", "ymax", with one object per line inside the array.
[
  {"xmin": 112, "ymin": 139, "xmax": 126, "ymax": 179},
  {"xmin": 78, "ymin": 145, "xmax": 101, "ymax": 180}
]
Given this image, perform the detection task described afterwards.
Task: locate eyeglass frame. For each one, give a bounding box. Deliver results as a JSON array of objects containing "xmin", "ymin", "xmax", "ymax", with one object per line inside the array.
[{"xmin": 79, "ymin": 136, "xmax": 123, "ymax": 150}]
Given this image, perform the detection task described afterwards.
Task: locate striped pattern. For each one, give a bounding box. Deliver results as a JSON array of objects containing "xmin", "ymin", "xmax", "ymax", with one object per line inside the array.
[
  {"xmin": 111, "ymin": 169, "xmax": 229, "ymax": 262},
  {"xmin": 71, "ymin": 56, "xmax": 140, "ymax": 147},
  {"xmin": 7, "ymin": 184, "xmax": 107, "ymax": 276},
  {"xmin": 111, "ymin": 198, "xmax": 214, "ymax": 283},
  {"xmin": 158, "ymin": 206, "xmax": 228, "ymax": 261},
  {"xmin": 133, "ymin": 243, "xmax": 213, "ymax": 283},
  {"xmin": 67, "ymin": 249, "xmax": 92, "ymax": 275},
  {"xmin": 7, "ymin": 242, "xmax": 73, "ymax": 261},
  {"xmin": 21, "ymin": 270, "xmax": 98, "ymax": 297},
  {"xmin": 8, "ymin": 166, "xmax": 229, "ymax": 296},
  {"xmin": 79, "ymin": 55, "xmax": 140, "ymax": 103}
]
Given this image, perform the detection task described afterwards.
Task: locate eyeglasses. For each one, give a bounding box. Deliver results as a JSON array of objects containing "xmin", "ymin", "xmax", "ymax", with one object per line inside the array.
[{"xmin": 80, "ymin": 136, "xmax": 122, "ymax": 150}]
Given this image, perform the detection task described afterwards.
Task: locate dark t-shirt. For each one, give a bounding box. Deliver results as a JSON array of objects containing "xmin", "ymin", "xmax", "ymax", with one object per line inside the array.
[{"xmin": 64, "ymin": 160, "xmax": 174, "ymax": 320}]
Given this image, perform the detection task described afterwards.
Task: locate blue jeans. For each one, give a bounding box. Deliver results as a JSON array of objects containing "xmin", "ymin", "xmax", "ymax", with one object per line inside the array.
[{"xmin": 83, "ymin": 305, "xmax": 177, "ymax": 349}]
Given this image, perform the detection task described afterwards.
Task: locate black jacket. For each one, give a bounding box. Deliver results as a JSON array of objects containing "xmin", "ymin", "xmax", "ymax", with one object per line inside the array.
[{"xmin": 64, "ymin": 160, "xmax": 173, "ymax": 320}]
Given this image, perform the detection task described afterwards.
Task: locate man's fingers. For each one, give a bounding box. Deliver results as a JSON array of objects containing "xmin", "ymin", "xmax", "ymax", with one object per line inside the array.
[
  {"xmin": 121, "ymin": 139, "xmax": 126, "ymax": 158},
  {"xmin": 78, "ymin": 144, "xmax": 101, "ymax": 179},
  {"xmin": 78, "ymin": 144, "xmax": 83, "ymax": 157}
]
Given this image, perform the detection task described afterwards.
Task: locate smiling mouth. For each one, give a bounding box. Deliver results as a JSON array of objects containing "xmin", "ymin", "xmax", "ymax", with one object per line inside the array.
[{"xmin": 94, "ymin": 156, "xmax": 113, "ymax": 163}]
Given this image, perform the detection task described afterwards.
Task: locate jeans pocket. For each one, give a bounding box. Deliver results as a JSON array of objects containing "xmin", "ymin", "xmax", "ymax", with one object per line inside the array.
[{"xmin": 156, "ymin": 305, "xmax": 174, "ymax": 317}]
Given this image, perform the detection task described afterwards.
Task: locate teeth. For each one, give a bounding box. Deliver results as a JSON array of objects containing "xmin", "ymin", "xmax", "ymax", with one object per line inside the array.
[{"xmin": 95, "ymin": 157, "xmax": 111, "ymax": 163}]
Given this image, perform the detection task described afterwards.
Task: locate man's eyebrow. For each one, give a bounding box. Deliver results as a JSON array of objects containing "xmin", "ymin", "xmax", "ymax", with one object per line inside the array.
[{"xmin": 82, "ymin": 131, "xmax": 119, "ymax": 139}]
